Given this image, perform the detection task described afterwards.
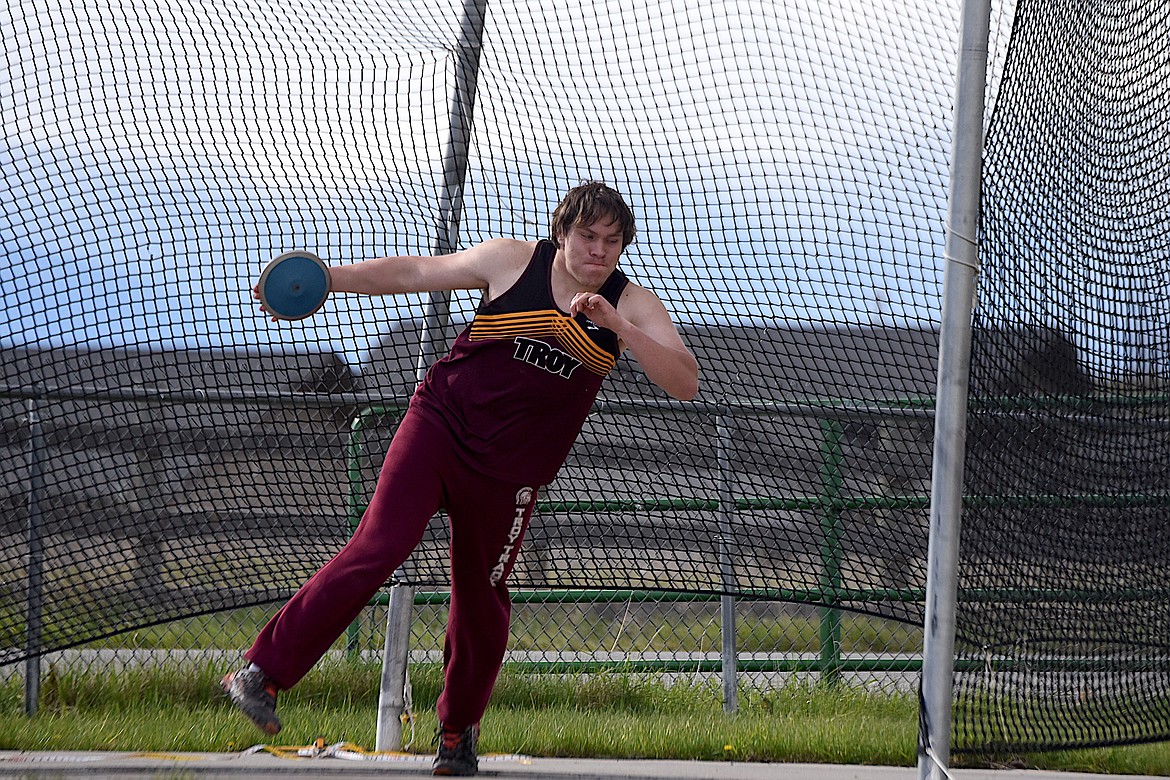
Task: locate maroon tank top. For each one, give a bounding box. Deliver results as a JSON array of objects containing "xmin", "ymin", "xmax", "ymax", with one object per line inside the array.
[{"xmin": 409, "ymin": 240, "xmax": 629, "ymax": 484}]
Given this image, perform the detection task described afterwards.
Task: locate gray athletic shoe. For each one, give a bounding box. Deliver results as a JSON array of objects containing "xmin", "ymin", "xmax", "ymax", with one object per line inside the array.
[
  {"xmin": 433, "ymin": 723, "xmax": 479, "ymax": 776},
  {"xmin": 221, "ymin": 666, "xmax": 282, "ymax": 735}
]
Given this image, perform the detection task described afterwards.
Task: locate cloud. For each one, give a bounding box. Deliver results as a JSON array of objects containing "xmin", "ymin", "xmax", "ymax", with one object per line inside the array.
[{"xmin": 3, "ymin": 0, "xmax": 962, "ymax": 363}]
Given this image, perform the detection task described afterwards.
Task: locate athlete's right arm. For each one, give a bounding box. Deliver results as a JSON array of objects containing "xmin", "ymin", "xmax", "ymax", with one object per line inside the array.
[{"xmin": 328, "ymin": 238, "xmax": 533, "ymax": 297}]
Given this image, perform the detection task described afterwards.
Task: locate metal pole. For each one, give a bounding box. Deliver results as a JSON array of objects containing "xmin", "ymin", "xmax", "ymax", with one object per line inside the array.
[
  {"xmin": 376, "ymin": 0, "xmax": 489, "ymax": 752},
  {"xmin": 716, "ymin": 410, "xmax": 737, "ymax": 713},
  {"xmin": 918, "ymin": 0, "xmax": 992, "ymax": 776},
  {"xmin": 24, "ymin": 392, "xmax": 44, "ymax": 717},
  {"xmin": 375, "ymin": 584, "xmax": 415, "ymax": 750}
]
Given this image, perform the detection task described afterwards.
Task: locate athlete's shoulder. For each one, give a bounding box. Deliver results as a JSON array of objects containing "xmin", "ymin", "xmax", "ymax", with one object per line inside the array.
[
  {"xmin": 616, "ymin": 278, "xmax": 659, "ymax": 306},
  {"xmin": 472, "ymin": 237, "xmax": 538, "ymax": 262},
  {"xmin": 472, "ymin": 238, "xmax": 541, "ymax": 301},
  {"xmin": 614, "ymin": 278, "xmax": 675, "ymax": 324}
]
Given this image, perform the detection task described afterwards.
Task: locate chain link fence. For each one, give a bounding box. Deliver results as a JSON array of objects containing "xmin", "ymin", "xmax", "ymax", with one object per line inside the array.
[{"xmin": 4, "ymin": 594, "xmax": 922, "ymax": 707}]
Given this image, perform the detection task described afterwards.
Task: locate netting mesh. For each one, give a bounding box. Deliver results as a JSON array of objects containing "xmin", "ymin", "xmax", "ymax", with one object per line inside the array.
[
  {"xmin": 955, "ymin": 0, "xmax": 1170, "ymax": 753},
  {"xmin": 2, "ymin": 0, "xmax": 954, "ymax": 659},
  {"xmin": 11, "ymin": 0, "xmax": 1167, "ymax": 758}
]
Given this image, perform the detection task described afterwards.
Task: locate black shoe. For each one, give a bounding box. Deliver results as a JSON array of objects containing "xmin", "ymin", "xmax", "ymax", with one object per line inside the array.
[
  {"xmin": 433, "ymin": 723, "xmax": 479, "ymax": 776},
  {"xmin": 221, "ymin": 666, "xmax": 282, "ymax": 735}
]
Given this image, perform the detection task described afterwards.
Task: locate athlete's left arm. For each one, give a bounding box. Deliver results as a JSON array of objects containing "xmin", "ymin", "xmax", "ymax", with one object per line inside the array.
[{"xmin": 570, "ymin": 286, "xmax": 699, "ymax": 401}]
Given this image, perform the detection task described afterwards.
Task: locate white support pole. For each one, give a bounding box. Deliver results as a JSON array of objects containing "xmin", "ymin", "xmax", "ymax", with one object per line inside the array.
[
  {"xmin": 375, "ymin": 582, "xmax": 415, "ymax": 750},
  {"xmin": 917, "ymin": 0, "xmax": 992, "ymax": 777},
  {"xmin": 374, "ymin": 0, "xmax": 489, "ymax": 753}
]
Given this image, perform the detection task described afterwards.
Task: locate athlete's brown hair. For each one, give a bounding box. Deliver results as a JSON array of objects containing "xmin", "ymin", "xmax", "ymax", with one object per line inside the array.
[{"xmin": 550, "ymin": 181, "xmax": 636, "ymax": 249}]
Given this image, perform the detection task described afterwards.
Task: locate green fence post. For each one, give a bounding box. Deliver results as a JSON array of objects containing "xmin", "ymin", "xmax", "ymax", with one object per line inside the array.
[{"xmin": 818, "ymin": 417, "xmax": 844, "ymax": 687}]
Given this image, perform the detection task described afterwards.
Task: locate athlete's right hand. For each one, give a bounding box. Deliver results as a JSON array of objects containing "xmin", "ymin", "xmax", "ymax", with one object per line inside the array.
[{"xmin": 252, "ymin": 284, "xmax": 278, "ymax": 322}]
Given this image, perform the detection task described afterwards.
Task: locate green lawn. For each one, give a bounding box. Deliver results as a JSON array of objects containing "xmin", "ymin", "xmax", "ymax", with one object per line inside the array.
[{"xmin": 2, "ymin": 661, "xmax": 1170, "ymax": 775}]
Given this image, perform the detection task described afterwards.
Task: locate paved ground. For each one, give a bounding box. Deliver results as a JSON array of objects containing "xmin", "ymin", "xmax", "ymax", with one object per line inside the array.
[{"xmin": 0, "ymin": 749, "xmax": 1165, "ymax": 780}]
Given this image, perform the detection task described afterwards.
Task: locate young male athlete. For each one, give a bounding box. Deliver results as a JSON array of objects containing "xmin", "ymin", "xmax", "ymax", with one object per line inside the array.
[{"xmin": 223, "ymin": 182, "xmax": 699, "ymax": 776}]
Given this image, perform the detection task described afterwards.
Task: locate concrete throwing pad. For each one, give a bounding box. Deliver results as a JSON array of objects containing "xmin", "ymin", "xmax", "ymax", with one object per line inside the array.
[{"xmin": 0, "ymin": 749, "xmax": 1165, "ymax": 780}]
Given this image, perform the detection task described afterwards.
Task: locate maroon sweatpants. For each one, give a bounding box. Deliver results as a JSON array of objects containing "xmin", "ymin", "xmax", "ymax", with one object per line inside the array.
[{"xmin": 246, "ymin": 408, "xmax": 539, "ymax": 730}]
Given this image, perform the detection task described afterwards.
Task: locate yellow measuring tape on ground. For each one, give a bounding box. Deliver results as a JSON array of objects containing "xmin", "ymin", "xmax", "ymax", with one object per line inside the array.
[{"xmin": 247, "ymin": 739, "xmax": 531, "ymax": 764}]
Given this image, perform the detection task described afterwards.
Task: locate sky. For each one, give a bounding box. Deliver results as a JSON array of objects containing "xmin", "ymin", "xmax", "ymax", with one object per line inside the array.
[{"xmin": 1, "ymin": 0, "xmax": 974, "ymax": 370}]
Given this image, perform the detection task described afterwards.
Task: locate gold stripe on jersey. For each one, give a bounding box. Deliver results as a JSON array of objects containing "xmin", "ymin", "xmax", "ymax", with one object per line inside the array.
[{"xmin": 469, "ymin": 309, "xmax": 616, "ymax": 376}]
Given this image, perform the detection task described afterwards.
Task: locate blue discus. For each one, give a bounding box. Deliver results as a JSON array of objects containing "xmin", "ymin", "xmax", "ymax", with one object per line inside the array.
[{"xmin": 257, "ymin": 251, "xmax": 331, "ymax": 321}]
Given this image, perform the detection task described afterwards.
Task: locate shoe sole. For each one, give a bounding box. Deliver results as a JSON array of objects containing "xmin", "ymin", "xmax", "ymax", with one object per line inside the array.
[{"xmin": 221, "ymin": 674, "xmax": 282, "ymax": 736}]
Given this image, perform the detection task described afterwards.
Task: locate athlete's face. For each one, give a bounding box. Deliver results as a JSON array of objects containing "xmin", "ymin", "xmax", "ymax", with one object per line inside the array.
[{"xmin": 557, "ymin": 218, "xmax": 625, "ymax": 290}]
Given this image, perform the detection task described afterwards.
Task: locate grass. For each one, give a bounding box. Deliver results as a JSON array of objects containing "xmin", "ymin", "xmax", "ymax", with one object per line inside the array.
[
  {"xmin": 3, "ymin": 606, "xmax": 1168, "ymax": 774},
  {"xmin": 2, "ymin": 661, "xmax": 1170, "ymax": 775}
]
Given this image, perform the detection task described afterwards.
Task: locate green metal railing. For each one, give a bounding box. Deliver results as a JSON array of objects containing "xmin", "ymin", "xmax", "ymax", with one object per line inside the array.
[
  {"xmin": 344, "ymin": 397, "xmax": 1170, "ymax": 684},
  {"xmin": 343, "ymin": 400, "xmax": 930, "ymax": 682}
]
